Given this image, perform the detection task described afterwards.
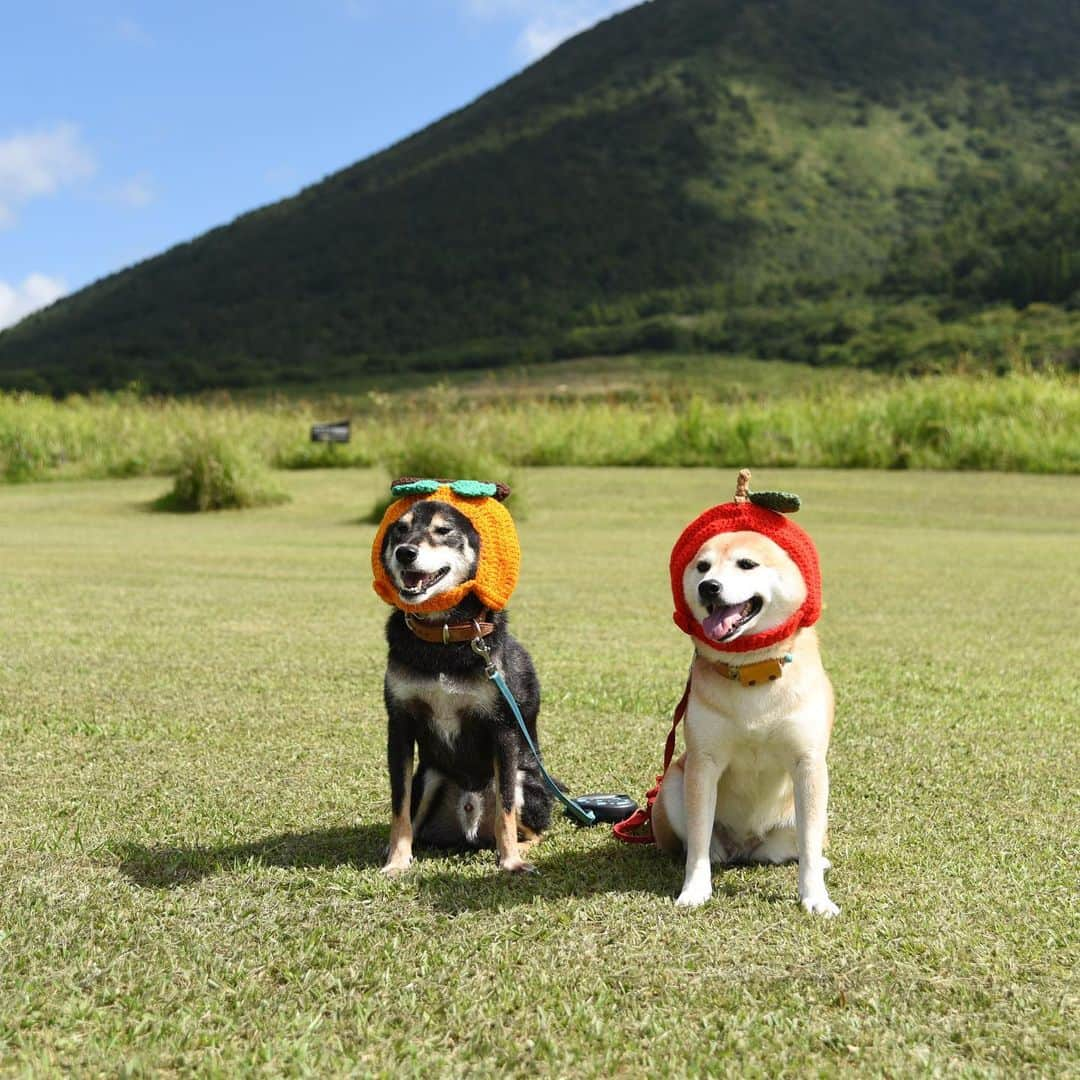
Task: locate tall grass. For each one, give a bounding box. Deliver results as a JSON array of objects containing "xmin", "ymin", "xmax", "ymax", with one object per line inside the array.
[
  {"xmin": 0, "ymin": 390, "xmax": 373, "ymax": 484},
  {"xmin": 1, "ymin": 370, "xmax": 1076, "ymax": 485}
]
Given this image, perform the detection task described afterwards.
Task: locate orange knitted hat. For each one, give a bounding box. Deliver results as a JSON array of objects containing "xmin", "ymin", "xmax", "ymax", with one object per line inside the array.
[{"xmin": 371, "ymin": 480, "xmax": 521, "ymax": 614}]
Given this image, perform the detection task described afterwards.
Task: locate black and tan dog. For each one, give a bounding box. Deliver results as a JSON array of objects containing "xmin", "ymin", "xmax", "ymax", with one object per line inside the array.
[{"xmin": 371, "ymin": 481, "xmax": 553, "ymax": 875}]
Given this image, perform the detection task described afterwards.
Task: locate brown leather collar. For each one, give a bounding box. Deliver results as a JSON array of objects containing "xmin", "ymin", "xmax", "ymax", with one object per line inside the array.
[
  {"xmin": 711, "ymin": 653, "xmax": 794, "ymax": 687},
  {"xmin": 404, "ymin": 610, "xmax": 496, "ymax": 645}
]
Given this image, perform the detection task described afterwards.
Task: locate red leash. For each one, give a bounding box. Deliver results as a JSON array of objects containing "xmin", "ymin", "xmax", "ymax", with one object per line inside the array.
[{"xmin": 612, "ymin": 673, "xmax": 691, "ymax": 844}]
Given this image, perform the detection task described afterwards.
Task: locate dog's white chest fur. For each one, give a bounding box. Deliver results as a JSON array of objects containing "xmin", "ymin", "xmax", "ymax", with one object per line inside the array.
[{"xmin": 386, "ymin": 668, "xmax": 498, "ymax": 743}]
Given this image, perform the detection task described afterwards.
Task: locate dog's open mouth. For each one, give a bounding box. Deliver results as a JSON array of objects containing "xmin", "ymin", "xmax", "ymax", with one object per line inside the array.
[
  {"xmin": 703, "ymin": 596, "xmax": 763, "ymax": 642},
  {"xmin": 398, "ymin": 566, "xmax": 450, "ymax": 597}
]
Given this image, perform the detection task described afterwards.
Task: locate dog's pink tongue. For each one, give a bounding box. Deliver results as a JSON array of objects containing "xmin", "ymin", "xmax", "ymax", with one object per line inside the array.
[{"xmin": 703, "ymin": 603, "xmax": 746, "ymax": 641}]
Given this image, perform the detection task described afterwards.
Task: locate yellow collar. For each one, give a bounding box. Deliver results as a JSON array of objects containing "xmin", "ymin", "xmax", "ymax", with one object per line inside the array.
[{"xmin": 710, "ymin": 653, "xmax": 794, "ymax": 687}]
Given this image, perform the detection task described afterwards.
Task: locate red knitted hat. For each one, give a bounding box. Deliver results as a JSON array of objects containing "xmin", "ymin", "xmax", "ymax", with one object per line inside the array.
[{"xmin": 670, "ymin": 481, "xmax": 822, "ymax": 654}]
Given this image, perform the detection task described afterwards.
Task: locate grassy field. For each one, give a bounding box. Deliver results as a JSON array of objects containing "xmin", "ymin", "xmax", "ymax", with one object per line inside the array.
[{"xmin": 1, "ymin": 468, "xmax": 1077, "ymax": 1075}]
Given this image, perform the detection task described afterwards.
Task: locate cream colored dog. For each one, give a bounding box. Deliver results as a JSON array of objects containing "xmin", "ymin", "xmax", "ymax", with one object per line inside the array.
[{"xmin": 652, "ymin": 528, "xmax": 839, "ymax": 916}]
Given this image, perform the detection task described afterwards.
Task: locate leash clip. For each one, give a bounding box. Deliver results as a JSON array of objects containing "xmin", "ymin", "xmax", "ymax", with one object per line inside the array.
[{"xmin": 470, "ymin": 629, "xmax": 497, "ymax": 676}]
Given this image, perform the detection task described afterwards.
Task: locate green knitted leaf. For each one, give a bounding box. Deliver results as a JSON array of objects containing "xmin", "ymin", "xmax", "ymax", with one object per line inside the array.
[
  {"xmin": 449, "ymin": 479, "xmax": 498, "ymax": 498},
  {"xmin": 749, "ymin": 490, "xmax": 801, "ymax": 514},
  {"xmin": 391, "ymin": 479, "xmax": 440, "ymax": 496},
  {"xmin": 390, "ymin": 477, "xmax": 500, "ymax": 499}
]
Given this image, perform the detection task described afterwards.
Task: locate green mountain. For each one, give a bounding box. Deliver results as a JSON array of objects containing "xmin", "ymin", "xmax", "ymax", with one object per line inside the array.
[{"xmin": 2, "ymin": 0, "xmax": 1077, "ymax": 394}]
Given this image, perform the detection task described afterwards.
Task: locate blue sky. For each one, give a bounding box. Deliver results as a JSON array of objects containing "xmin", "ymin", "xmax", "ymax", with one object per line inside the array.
[{"xmin": 0, "ymin": 1, "xmax": 641, "ymax": 330}]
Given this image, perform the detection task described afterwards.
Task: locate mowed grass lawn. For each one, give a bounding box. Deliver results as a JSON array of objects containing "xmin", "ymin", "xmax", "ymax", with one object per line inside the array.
[{"xmin": 1, "ymin": 468, "xmax": 1077, "ymax": 1076}]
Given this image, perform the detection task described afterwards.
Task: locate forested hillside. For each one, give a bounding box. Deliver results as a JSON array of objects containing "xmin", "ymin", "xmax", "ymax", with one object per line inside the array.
[{"xmin": 1, "ymin": 0, "xmax": 1076, "ymax": 393}]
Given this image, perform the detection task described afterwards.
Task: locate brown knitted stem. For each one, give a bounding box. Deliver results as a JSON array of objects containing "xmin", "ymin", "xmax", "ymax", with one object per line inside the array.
[{"xmin": 734, "ymin": 468, "xmax": 752, "ymax": 503}]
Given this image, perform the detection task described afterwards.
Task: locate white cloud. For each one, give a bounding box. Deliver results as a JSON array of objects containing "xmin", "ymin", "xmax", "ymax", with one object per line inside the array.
[
  {"xmin": 464, "ymin": 0, "xmax": 642, "ymax": 60},
  {"xmin": 112, "ymin": 16, "xmax": 153, "ymax": 46},
  {"xmin": 0, "ymin": 124, "xmax": 96, "ymax": 226},
  {"xmin": 0, "ymin": 273, "xmax": 68, "ymax": 331},
  {"xmin": 108, "ymin": 171, "xmax": 155, "ymax": 208}
]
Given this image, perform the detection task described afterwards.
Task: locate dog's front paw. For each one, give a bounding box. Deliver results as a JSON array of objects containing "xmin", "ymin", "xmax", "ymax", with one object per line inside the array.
[
  {"xmin": 498, "ymin": 856, "xmax": 537, "ymax": 875},
  {"xmin": 380, "ymin": 853, "xmax": 413, "ymax": 876},
  {"xmin": 800, "ymin": 892, "xmax": 839, "ymax": 917},
  {"xmin": 675, "ymin": 881, "xmax": 712, "ymax": 908}
]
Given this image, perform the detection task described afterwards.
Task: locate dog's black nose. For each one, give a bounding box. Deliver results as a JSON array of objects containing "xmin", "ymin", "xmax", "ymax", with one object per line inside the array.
[
  {"xmin": 395, "ymin": 545, "xmax": 419, "ymax": 566},
  {"xmin": 698, "ymin": 579, "xmax": 721, "ymax": 601}
]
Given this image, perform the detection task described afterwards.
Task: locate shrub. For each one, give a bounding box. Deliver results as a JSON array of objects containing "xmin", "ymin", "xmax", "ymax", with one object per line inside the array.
[
  {"xmin": 154, "ymin": 434, "xmax": 289, "ymax": 512},
  {"xmin": 0, "ymin": 428, "xmax": 51, "ymax": 482}
]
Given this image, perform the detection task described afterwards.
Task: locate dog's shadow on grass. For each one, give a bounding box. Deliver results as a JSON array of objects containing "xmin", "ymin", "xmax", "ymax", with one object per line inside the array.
[
  {"xmin": 114, "ymin": 825, "xmax": 388, "ymax": 889},
  {"xmin": 412, "ymin": 843, "xmax": 794, "ymax": 914},
  {"xmin": 414, "ymin": 842, "xmax": 680, "ymax": 912},
  {"xmin": 113, "ymin": 825, "xmax": 792, "ymax": 911},
  {"xmin": 112, "ymin": 823, "xmax": 675, "ymax": 904}
]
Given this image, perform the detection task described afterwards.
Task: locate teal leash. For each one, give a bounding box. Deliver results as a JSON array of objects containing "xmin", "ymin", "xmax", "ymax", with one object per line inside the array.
[{"xmin": 471, "ymin": 634, "xmax": 596, "ymax": 826}]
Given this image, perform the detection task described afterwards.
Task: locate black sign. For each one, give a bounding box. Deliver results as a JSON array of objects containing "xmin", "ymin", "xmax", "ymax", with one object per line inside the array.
[{"xmin": 310, "ymin": 420, "xmax": 351, "ymax": 444}]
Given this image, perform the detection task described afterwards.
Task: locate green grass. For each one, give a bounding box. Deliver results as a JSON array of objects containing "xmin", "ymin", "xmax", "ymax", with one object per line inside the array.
[{"xmin": 1, "ymin": 468, "xmax": 1077, "ymax": 1074}]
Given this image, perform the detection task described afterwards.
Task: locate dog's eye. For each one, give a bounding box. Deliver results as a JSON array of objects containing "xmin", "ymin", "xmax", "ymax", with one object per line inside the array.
[
  {"xmin": 433, "ymin": 526, "xmax": 453, "ymax": 537},
  {"xmin": 696, "ymin": 561, "xmax": 710, "ymax": 573},
  {"xmin": 736, "ymin": 558, "xmax": 759, "ymax": 570}
]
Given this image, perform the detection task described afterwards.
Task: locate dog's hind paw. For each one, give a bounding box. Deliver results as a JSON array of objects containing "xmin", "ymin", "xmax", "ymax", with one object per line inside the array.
[{"xmin": 800, "ymin": 893, "xmax": 840, "ymax": 917}]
